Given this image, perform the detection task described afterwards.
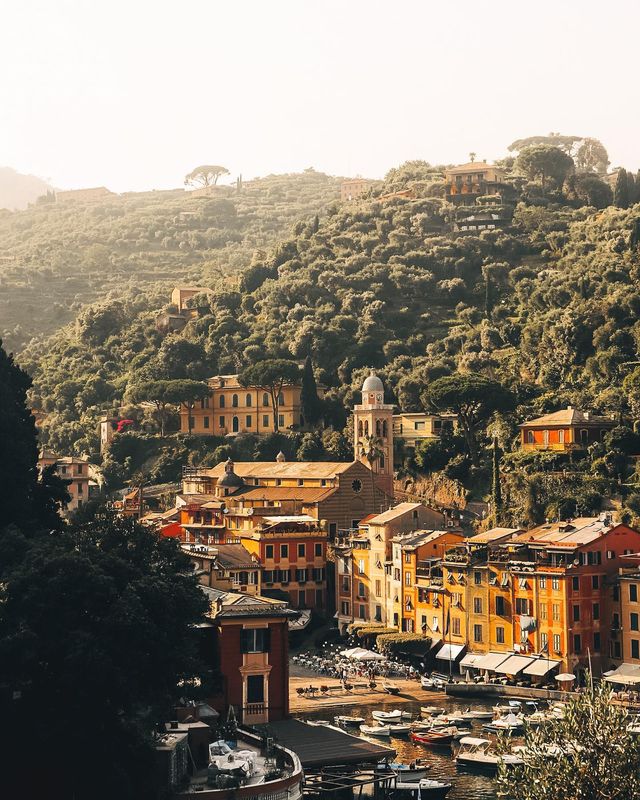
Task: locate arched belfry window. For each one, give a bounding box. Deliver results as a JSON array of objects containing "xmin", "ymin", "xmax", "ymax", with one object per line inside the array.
[
  {"xmin": 358, "ymin": 420, "xmax": 363, "ymax": 437},
  {"xmin": 382, "ymin": 420, "xmax": 388, "ymax": 437}
]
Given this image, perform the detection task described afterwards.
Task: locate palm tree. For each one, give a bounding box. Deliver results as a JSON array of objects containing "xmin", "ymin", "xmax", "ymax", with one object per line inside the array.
[{"xmin": 360, "ymin": 434, "xmax": 385, "ymax": 513}]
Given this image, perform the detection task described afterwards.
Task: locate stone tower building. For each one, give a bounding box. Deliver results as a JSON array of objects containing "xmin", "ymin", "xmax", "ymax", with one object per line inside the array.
[{"xmin": 353, "ymin": 372, "xmax": 394, "ymax": 496}]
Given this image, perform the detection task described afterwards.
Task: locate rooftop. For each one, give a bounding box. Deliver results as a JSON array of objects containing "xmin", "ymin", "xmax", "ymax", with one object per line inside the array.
[
  {"xmin": 206, "ymin": 461, "xmax": 357, "ymax": 480},
  {"xmin": 230, "ymin": 486, "xmax": 336, "ymax": 503},
  {"xmin": 514, "ymin": 516, "xmax": 619, "ymax": 548},
  {"xmin": 367, "ymin": 502, "xmax": 424, "ymax": 525},
  {"xmin": 445, "ymin": 161, "xmax": 504, "ymax": 175},
  {"xmin": 467, "ymin": 527, "xmax": 523, "ymax": 544},
  {"xmin": 202, "ymin": 586, "xmax": 294, "ymax": 618},
  {"xmin": 520, "ymin": 406, "xmax": 616, "ymax": 428},
  {"xmin": 184, "ymin": 543, "xmax": 258, "ymax": 569},
  {"xmin": 393, "ymin": 529, "xmax": 455, "ymax": 549}
]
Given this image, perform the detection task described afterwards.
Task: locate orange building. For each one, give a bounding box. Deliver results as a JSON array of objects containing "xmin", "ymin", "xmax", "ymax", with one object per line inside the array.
[
  {"xmin": 444, "ymin": 161, "xmax": 506, "ymax": 205},
  {"xmin": 38, "ymin": 451, "xmax": 99, "ymax": 513},
  {"xmin": 519, "ymin": 406, "xmax": 616, "ymax": 452}
]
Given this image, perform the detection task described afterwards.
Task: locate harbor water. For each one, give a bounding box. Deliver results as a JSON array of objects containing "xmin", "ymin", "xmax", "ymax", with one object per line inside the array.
[{"xmin": 297, "ymin": 695, "xmax": 511, "ymax": 799}]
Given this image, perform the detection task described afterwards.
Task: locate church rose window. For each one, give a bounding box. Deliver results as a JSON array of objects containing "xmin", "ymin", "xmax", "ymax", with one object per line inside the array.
[{"xmin": 352, "ymin": 479, "xmax": 362, "ymax": 493}]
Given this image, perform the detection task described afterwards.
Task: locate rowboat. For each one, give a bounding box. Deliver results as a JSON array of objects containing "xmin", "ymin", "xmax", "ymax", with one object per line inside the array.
[
  {"xmin": 377, "ymin": 760, "xmax": 431, "ymax": 781},
  {"xmin": 372, "ymin": 709, "xmax": 403, "ymax": 722},
  {"xmin": 387, "ymin": 723, "xmax": 411, "ymax": 735},
  {"xmin": 394, "ymin": 778, "xmax": 452, "ymax": 798},
  {"xmin": 360, "ymin": 724, "xmax": 391, "ymax": 737},
  {"xmin": 410, "ymin": 729, "xmax": 456, "ymax": 746},
  {"xmin": 421, "ymin": 706, "xmax": 445, "ymax": 716},
  {"xmin": 335, "ymin": 715, "xmax": 365, "ymax": 726}
]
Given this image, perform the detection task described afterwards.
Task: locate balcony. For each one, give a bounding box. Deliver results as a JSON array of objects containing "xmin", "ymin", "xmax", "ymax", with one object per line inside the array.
[{"xmin": 243, "ymin": 702, "xmax": 268, "ymax": 724}]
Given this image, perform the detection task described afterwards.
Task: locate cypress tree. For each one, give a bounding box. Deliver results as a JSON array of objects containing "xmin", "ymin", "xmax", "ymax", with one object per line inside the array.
[
  {"xmin": 492, "ymin": 435, "xmax": 502, "ymax": 523},
  {"xmin": 300, "ymin": 355, "xmax": 323, "ymax": 427},
  {"xmin": 627, "ymin": 170, "xmax": 636, "ymax": 206},
  {"xmin": 614, "ymin": 168, "xmax": 629, "ymax": 208}
]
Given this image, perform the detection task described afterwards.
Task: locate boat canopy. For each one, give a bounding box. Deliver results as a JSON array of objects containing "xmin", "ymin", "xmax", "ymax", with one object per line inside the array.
[
  {"xmin": 473, "ymin": 652, "xmax": 511, "ymax": 671},
  {"xmin": 459, "ymin": 652, "xmax": 485, "ymax": 669},
  {"xmin": 459, "ymin": 736, "xmax": 490, "ymax": 746},
  {"xmin": 435, "ymin": 643, "xmax": 466, "ymax": 661},
  {"xmin": 523, "ymin": 657, "xmax": 562, "ymax": 676},
  {"xmin": 494, "ymin": 654, "xmax": 536, "ymax": 675}
]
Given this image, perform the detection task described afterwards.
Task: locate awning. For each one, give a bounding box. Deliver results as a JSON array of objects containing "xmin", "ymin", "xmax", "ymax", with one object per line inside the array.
[
  {"xmin": 523, "ymin": 657, "xmax": 562, "ymax": 677},
  {"xmin": 604, "ymin": 664, "xmax": 640, "ymax": 684},
  {"xmin": 474, "ymin": 652, "xmax": 512, "ymax": 671},
  {"xmin": 459, "ymin": 653, "xmax": 486, "ymax": 669},
  {"xmin": 436, "ymin": 643, "xmax": 465, "ymax": 661},
  {"xmin": 494, "ymin": 655, "xmax": 536, "ymax": 675}
]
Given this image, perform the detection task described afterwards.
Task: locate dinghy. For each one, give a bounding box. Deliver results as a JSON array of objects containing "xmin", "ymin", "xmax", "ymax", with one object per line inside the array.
[
  {"xmin": 372, "ymin": 709, "xmax": 403, "ymax": 722},
  {"xmin": 394, "ymin": 778, "xmax": 452, "ymax": 799},
  {"xmin": 360, "ymin": 724, "xmax": 391, "ymax": 737}
]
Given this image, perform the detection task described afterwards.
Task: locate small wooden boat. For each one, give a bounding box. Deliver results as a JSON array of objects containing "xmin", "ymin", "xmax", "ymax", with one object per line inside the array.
[
  {"xmin": 373, "ymin": 709, "xmax": 403, "ymax": 722},
  {"xmin": 461, "ymin": 707, "xmax": 494, "ymax": 720},
  {"xmin": 455, "ymin": 736, "xmax": 523, "ymax": 773},
  {"xmin": 360, "ymin": 724, "xmax": 391, "ymax": 737},
  {"xmin": 335, "ymin": 715, "xmax": 365, "ymax": 726},
  {"xmin": 410, "ymin": 729, "xmax": 455, "ymax": 746},
  {"xmin": 377, "ymin": 760, "xmax": 431, "ymax": 781},
  {"xmin": 387, "ymin": 723, "xmax": 411, "ymax": 735},
  {"xmin": 305, "ymin": 719, "xmax": 331, "ymax": 726},
  {"xmin": 394, "ymin": 778, "xmax": 452, "ymax": 798},
  {"xmin": 383, "ymin": 681, "xmax": 400, "ymax": 695}
]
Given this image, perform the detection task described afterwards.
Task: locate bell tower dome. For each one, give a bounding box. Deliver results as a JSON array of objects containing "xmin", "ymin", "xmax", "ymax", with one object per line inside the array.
[{"xmin": 353, "ymin": 371, "xmax": 394, "ymax": 495}]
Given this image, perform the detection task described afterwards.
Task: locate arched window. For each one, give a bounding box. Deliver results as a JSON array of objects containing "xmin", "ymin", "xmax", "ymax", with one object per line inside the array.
[
  {"xmin": 380, "ymin": 453, "xmax": 385, "ymax": 469},
  {"xmin": 232, "ymin": 416, "xmax": 239, "ymax": 433},
  {"xmin": 245, "ymin": 393, "xmax": 252, "ymax": 407},
  {"xmin": 232, "ymin": 394, "xmax": 239, "ymax": 408},
  {"xmin": 277, "ymin": 392, "xmax": 285, "ymax": 406},
  {"xmin": 364, "ymin": 420, "xmax": 369, "ymax": 436},
  {"xmin": 219, "ymin": 395, "xmax": 225, "ymax": 408},
  {"xmin": 382, "ymin": 420, "xmax": 387, "ymax": 437},
  {"xmin": 358, "ymin": 420, "xmax": 363, "ymax": 437},
  {"xmin": 526, "ymin": 430, "xmax": 534, "ymax": 444},
  {"xmin": 376, "ymin": 420, "xmax": 381, "ymax": 436},
  {"xmin": 262, "ymin": 392, "xmax": 270, "ymax": 407}
]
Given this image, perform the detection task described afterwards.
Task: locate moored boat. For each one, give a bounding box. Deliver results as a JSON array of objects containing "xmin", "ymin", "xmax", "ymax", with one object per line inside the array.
[
  {"xmin": 373, "ymin": 709, "xmax": 403, "ymax": 722},
  {"xmin": 377, "ymin": 760, "xmax": 431, "ymax": 781},
  {"xmin": 360, "ymin": 724, "xmax": 391, "ymax": 737},
  {"xmin": 410, "ymin": 728, "xmax": 455, "ymax": 746},
  {"xmin": 483, "ymin": 712, "xmax": 524, "ymax": 733},
  {"xmin": 393, "ymin": 778, "xmax": 452, "ymax": 799},
  {"xmin": 387, "ymin": 723, "xmax": 411, "ymax": 735},
  {"xmin": 455, "ymin": 736, "xmax": 523, "ymax": 773},
  {"xmin": 335, "ymin": 715, "xmax": 365, "ymax": 726},
  {"xmin": 421, "ymin": 705, "xmax": 445, "ymax": 717},
  {"xmin": 383, "ymin": 681, "xmax": 401, "ymax": 695}
]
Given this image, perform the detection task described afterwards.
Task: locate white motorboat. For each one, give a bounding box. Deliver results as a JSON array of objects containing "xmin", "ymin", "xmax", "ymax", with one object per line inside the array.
[
  {"xmin": 421, "ymin": 706, "xmax": 445, "ymax": 717},
  {"xmin": 394, "ymin": 778, "xmax": 452, "ymax": 798},
  {"xmin": 360, "ymin": 724, "xmax": 391, "ymax": 737},
  {"xmin": 421, "ymin": 676, "xmax": 446, "ymax": 690},
  {"xmin": 455, "ymin": 736, "xmax": 524, "ymax": 773},
  {"xmin": 387, "ymin": 723, "xmax": 411, "ymax": 735},
  {"xmin": 483, "ymin": 712, "xmax": 524, "ymax": 733},
  {"xmin": 305, "ymin": 719, "xmax": 331, "ymax": 726},
  {"xmin": 461, "ymin": 707, "xmax": 494, "ymax": 720},
  {"xmin": 378, "ymin": 760, "xmax": 431, "ymax": 781},
  {"xmin": 335, "ymin": 715, "xmax": 365, "ymax": 726},
  {"xmin": 373, "ymin": 709, "xmax": 403, "ymax": 722}
]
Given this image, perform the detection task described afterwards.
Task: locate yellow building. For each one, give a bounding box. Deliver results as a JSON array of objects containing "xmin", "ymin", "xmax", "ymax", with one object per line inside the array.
[
  {"xmin": 392, "ymin": 412, "xmax": 458, "ymax": 449},
  {"xmin": 38, "ymin": 451, "xmax": 100, "ymax": 513},
  {"xmin": 180, "ymin": 373, "xmax": 319, "ymax": 436},
  {"xmin": 171, "ymin": 286, "xmax": 210, "ymax": 312}
]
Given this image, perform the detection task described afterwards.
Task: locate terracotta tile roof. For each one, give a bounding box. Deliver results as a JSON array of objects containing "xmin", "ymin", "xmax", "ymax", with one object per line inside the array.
[
  {"xmin": 520, "ymin": 407, "xmax": 615, "ymax": 428},
  {"xmin": 468, "ymin": 527, "xmax": 523, "ymax": 544},
  {"xmin": 367, "ymin": 502, "xmax": 424, "ymax": 525},
  {"xmin": 393, "ymin": 529, "xmax": 455, "ymax": 548},
  {"xmin": 231, "ymin": 486, "xmax": 336, "ymax": 502},
  {"xmin": 445, "ymin": 162, "xmax": 503, "ymax": 175},
  {"xmin": 207, "ymin": 461, "xmax": 356, "ymax": 479},
  {"xmin": 514, "ymin": 517, "xmax": 619, "ymax": 548}
]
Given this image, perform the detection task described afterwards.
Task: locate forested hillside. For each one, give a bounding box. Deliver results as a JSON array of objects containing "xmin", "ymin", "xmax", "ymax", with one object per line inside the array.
[
  {"xmin": 0, "ymin": 170, "xmax": 341, "ymax": 351},
  {"xmin": 17, "ymin": 140, "xmax": 640, "ymax": 524}
]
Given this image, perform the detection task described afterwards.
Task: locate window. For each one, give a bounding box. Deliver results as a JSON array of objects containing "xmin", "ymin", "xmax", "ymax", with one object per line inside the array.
[
  {"xmin": 593, "ymin": 602, "xmax": 600, "ymax": 621},
  {"xmin": 540, "ymin": 632, "xmax": 548, "ymax": 651},
  {"xmin": 341, "ymin": 576, "xmax": 350, "ymax": 593},
  {"xmin": 298, "ymin": 543, "xmax": 305, "ymax": 558},
  {"xmin": 246, "ymin": 675, "xmax": 265, "ymax": 704},
  {"xmin": 231, "ymin": 394, "xmax": 238, "ymax": 408},
  {"xmin": 539, "ymin": 576, "xmax": 546, "ymax": 589},
  {"xmin": 358, "ymin": 581, "xmax": 365, "ymax": 597},
  {"xmin": 262, "ymin": 415, "xmax": 269, "ymax": 428},
  {"xmin": 552, "ymin": 603, "xmax": 560, "ymax": 621},
  {"xmin": 77, "ymin": 482, "xmax": 84, "ymax": 495},
  {"xmin": 341, "ymin": 601, "xmax": 350, "ymax": 616},
  {"xmin": 631, "ymin": 613, "xmax": 639, "ymax": 631},
  {"xmin": 607, "ymin": 550, "xmax": 615, "ymax": 560},
  {"xmin": 358, "ymin": 559, "xmax": 365, "ymax": 575},
  {"xmin": 219, "ymin": 416, "xmax": 225, "ymax": 428},
  {"xmin": 495, "ymin": 596, "xmax": 506, "ymax": 616},
  {"xmin": 552, "ymin": 578, "xmax": 560, "ymax": 590},
  {"xmin": 452, "ymin": 592, "xmax": 462, "ymax": 607},
  {"xmin": 280, "ymin": 544, "xmax": 289, "ymax": 559},
  {"xmin": 220, "ymin": 395, "xmax": 225, "ymax": 408},
  {"xmin": 232, "ymin": 416, "xmax": 239, "ymax": 432},
  {"xmin": 265, "ymin": 544, "xmax": 274, "ymax": 559},
  {"xmin": 203, "ymin": 416, "xmax": 210, "ymax": 429},
  {"xmin": 375, "ymin": 579, "xmax": 381, "ymax": 596},
  {"xmin": 613, "ymin": 612, "xmax": 620, "ymax": 629},
  {"xmin": 593, "ymin": 632, "xmax": 601, "ymax": 652},
  {"xmin": 474, "ymin": 571, "xmax": 482, "ymax": 585},
  {"xmin": 612, "ymin": 641, "xmax": 622, "ymax": 658},
  {"xmin": 515, "ymin": 597, "xmax": 530, "ymax": 615},
  {"xmin": 573, "ymin": 634, "xmax": 582, "ymax": 654},
  {"xmin": 352, "ymin": 479, "xmax": 362, "ymax": 493},
  {"xmin": 241, "ymin": 628, "xmax": 269, "ymax": 653},
  {"xmin": 540, "ymin": 603, "xmax": 548, "ymax": 620},
  {"xmin": 558, "ymin": 429, "xmax": 565, "ymax": 444},
  {"xmin": 359, "ymin": 604, "xmax": 366, "ymax": 619},
  {"xmin": 496, "ymin": 626, "xmax": 505, "ymax": 644},
  {"xmin": 246, "ymin": 415, "xmax": 252, "ymax": 428},
  {"xmin": 405, "ymin": 572, "xmax": 412, "ymax": 587},
  {"xmin": 572, "ymin": 577, "xmax": 579, "ymax": 591},
  {"xmin": 452, "ymin": 617, "xmax": 461, "ymax": 636},
  {"xmin": 421, "ymin": 614, "xmax": 427, "ymax": 631},
  {"xmin": 297, "ymin": 478, "xmax": 304, "ymax": 487},
  {"xmin": 315, "ymin": 543, "xmax": 322, "ymax": 557},
  {"xmin": 375, "ymin": 605, "xmax": 382, "ymax": 622},
  {"xmin": 404, "ymin": 552, "xmax": 412, "ymax": 563},
  {"xmin": 473, "ymin": 624, "xmax": 483, "ymax": 643},
  {"xmin": 526, "ymin": 430, "xmax": 534, "ymax": 444},
  {"xmin": 380, "ymin": 454, "xmax": 385, "ymax": 469},
  {"xmin": 277, "ymin": 392, "xmax": 285, "ymax": 406},
  {"xmin": 296, "ymin": 568, "xmax": 308, "ymax": 583},
  {"xmin": 592, "ymin": 575, "xmax": 599, "ymax": 590},
  {"xmin": 614, "ymin": 585, "xmax": 620, "ymax": 601},
  {"xmin": 245, "ymin": 393, "xmax": 252, "ymax": 407},
  {"xmin": 631, "ymin": 584, "xmax": 638, "ymax": 602},
  {"xmin": 279, "ymin": 569, "xmax": 290, "ymax": 583},
  {"xmin": 263, "ymin": 570, "xmax": 274, "ymax": 583},
  {"xmin": 473, "ymin": 597, "xmax": 482, "ymax": 614},
  {"xmin": 573, "ymin": 605, "xmax": 580, "ymax": 622},
  {"xmin": 394, "ymin": 568, "xmax": 400, "ymax": 581},
  {"xmin": 278, "ymin": 414, "xmax": 285, "ymax": 428},
  {"xmin": 633, "ymin": 640, "xmax": 640, "ymax": 660},
  {"xmin": 262, "ymin": 393, "xmax": 269, "ymax": 407},
  {"xmin": 553, "ymin": 633, "xmax": 561, "ymax": 653}
]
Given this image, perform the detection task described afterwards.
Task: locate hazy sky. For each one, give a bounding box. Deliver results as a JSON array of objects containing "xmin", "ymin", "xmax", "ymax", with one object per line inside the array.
[{"xmin": 2, "ymin": 0, "xmax": 639, "ymax": 192}]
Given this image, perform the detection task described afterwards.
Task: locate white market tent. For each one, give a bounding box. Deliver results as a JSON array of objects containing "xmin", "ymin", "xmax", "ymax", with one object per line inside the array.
[
  {"xmin": 604, "ymin": 663, "xmax": 640, "ymax": 685},
  {"xmin": 341, "ymin": 647, "xmax": 385, "ymax": 661}
]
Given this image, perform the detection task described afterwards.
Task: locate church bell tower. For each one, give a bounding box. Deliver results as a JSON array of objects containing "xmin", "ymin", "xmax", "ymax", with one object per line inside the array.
[{"xmin": 353, "ymin": 371, "xmax": 394, "ymax": 496}]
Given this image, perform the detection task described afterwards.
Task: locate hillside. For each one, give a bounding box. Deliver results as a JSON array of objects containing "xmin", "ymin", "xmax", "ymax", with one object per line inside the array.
[
  {"xmin": 0, "ymin": 170, "xmax": 342, "ymax": 351},
  {"xmin": 0, "ymin": 166, "xmax": 52, "ymax": 212}
]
